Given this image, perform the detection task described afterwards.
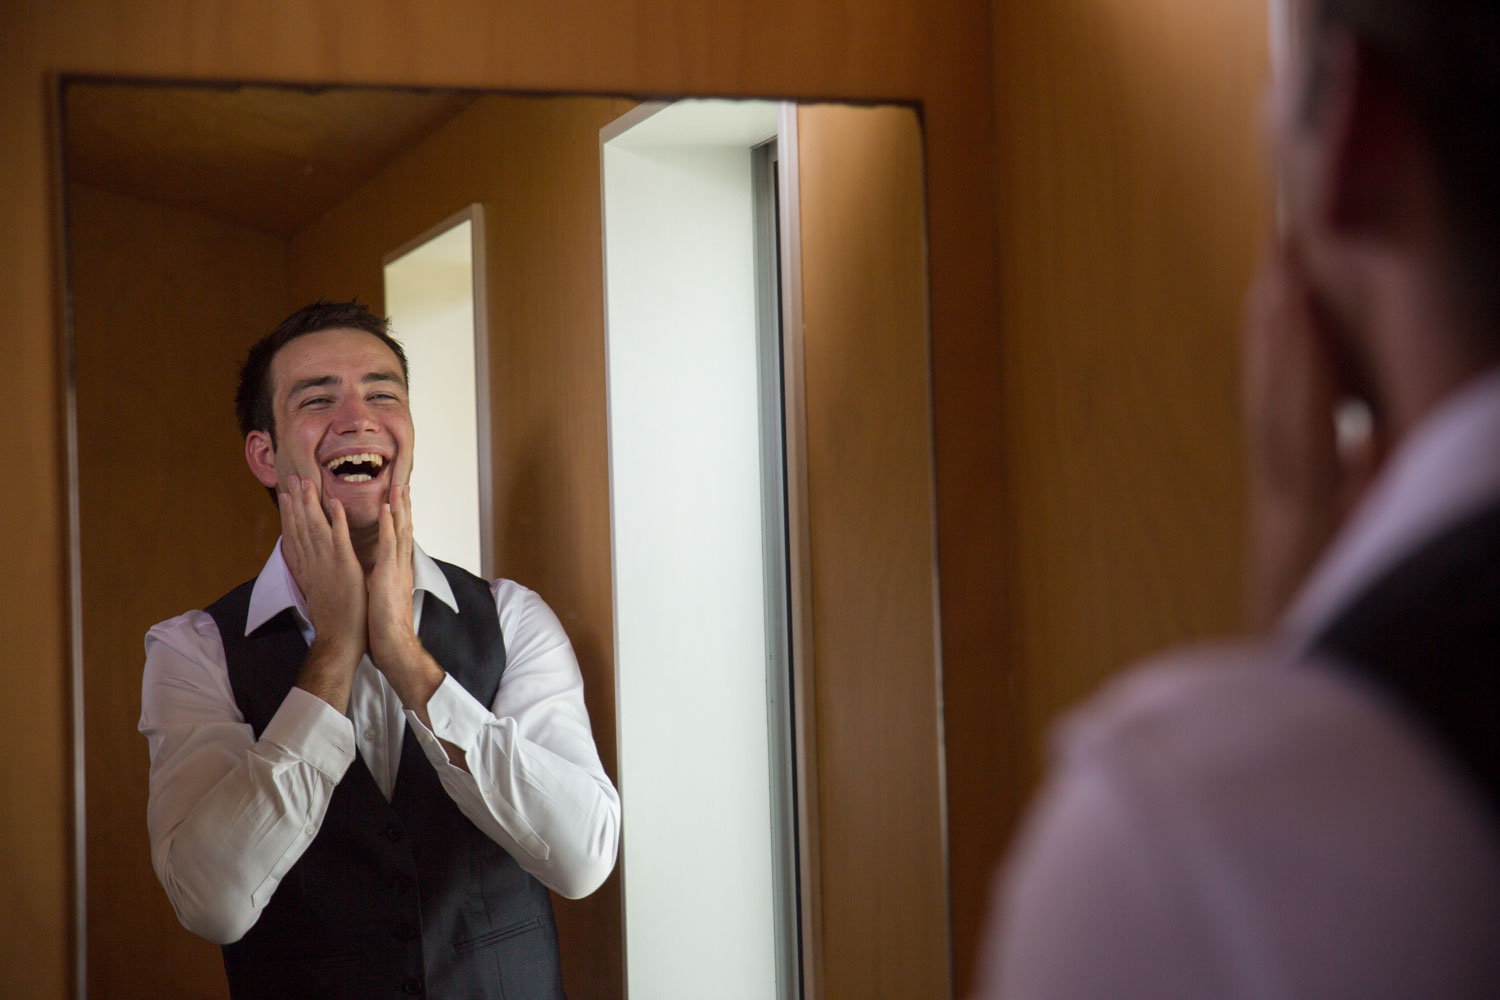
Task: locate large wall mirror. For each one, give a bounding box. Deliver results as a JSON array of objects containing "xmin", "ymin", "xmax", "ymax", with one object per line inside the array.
[{"xmin": 61, "ymin": 79, "xmax": 946, "ymax": 999}]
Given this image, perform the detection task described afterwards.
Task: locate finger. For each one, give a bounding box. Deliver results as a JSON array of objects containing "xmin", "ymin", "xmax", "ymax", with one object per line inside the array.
[
  {"xmin": 376, "ymin": 501, "xmax": 396, "ymax": 567},
  {"xmin": 285, "ymin": 474, "xmax": 312, "ymax": 557},
  {"xmin": 299, "ymin": 474, "xmax": 331, "ymax": 549},
  {"xmin": 278, "ymin": 488, "xmax": 302, "ymax": 574},
  {"xmin": 1241, "ymin": 240, "xmax": 1283, "ymax": 393},
  {"xmin": 290, "ymin": 474, "xmax": 317, "ymax": 555},
  {"xmin": 394, "ymin": 483, "xmax": 413, "ymax": 554},
  {"xmin": 328, "ymin": 498, "xmax": 355, "ymax": 558},
  {"xmin": 391, "ymin": 445, "xmax": 415, "ymax": 505}
]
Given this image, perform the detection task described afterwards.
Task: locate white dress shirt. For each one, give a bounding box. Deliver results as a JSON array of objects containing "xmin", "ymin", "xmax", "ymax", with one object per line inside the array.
[
  {"xmin": 975, "ymin": 367, "xmax": 1500, "ymax": 999},
  {"xmin": 140, "ymin": 540, "xmax": 620, "ymax": 945}
]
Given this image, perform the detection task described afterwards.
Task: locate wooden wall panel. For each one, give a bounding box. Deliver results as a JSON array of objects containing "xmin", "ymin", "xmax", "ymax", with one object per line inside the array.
[
  {"xmin": 797, "ymin": 104, "xmax": 949, "ymax": 998},
  {"xmin": 969, "ymin": 0, "xmax": 1269, "ymax": 984},
  {"xmin": 67, "ymin": 182, "xmax": 290, "ymax": 999},
  {"xmin": 991, "ymin": 0, "xmax": 1267, "ymax": 793},
  {"xmin": 288, "ymin": 93, "xmax": 631, "ymax": 1000},
  {"xmin": 2, "ymin": 32, "xmax": 72, "ymax": 999},
  {"xmin": 65, "ymin": 85, "xmax": 476, "ymax": 238}
]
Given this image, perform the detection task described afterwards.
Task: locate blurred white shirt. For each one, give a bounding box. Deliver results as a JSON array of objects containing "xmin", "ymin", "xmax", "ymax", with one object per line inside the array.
[{"xmin": 974, "ymin": 366, "xmax": 1500, "ymax": 999}]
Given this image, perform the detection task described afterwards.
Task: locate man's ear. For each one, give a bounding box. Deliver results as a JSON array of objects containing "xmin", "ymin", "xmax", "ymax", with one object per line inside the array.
[
  {"xmin": 1305, "ymin": 30, "xmax": 1412, "ymax": 239},
  {"xmin": 245, "ymin": 431, "xmax": 279, "ymax": 489}
]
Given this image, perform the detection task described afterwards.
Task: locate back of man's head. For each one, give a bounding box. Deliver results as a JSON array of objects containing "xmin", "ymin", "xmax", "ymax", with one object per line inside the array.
[
  {"xmin": 235, "ymin": 299, "xmax": 410, "ymax": 446},
  {"xmin": 1310, "ymin": 0, "xmax": 1500, "ymax": 335}
]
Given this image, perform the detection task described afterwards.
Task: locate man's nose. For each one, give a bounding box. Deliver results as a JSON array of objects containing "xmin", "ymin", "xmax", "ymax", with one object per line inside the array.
[{"xmin": 333, "ymin": 397, "xmax": 379, "ymax": 433}]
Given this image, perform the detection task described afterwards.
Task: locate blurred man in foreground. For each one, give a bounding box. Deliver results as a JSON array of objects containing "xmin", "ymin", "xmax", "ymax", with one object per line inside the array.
[{"xmin": 977, "ymin": 0, "xmax": 1500, "ymax": 995}]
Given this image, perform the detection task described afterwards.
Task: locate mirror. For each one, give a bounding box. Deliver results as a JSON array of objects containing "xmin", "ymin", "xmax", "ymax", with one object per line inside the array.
[{"xmin": 62, "ymin": 80, "xmax": 941, "ymax": 1000}]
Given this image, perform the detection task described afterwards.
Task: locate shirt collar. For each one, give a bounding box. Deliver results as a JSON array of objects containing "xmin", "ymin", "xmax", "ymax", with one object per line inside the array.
[
  {"xmin": 1282, "ymin": 364, "xmax": 1500, "ymax": 646},
  {"xmin": 243, "ymin": 537, "xmax": 460, "ymax": 636}
]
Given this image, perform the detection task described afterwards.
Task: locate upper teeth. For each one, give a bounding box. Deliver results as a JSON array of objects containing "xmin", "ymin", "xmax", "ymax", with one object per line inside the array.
[{"xmin": 325, "ymin": 452, "xmax": 385, "ymax": 471}]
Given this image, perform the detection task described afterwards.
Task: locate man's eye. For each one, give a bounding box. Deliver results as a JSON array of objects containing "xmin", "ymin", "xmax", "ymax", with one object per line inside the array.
[{"xmin": 300, "ymin": 397, "xmax": 332, "ymax": 408}]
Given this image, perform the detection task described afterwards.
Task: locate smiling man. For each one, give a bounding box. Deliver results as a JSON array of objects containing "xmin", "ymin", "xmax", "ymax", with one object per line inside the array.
[{"xmin": 140, "ymin": 300, "xmax": 619, "ymax": 1000}]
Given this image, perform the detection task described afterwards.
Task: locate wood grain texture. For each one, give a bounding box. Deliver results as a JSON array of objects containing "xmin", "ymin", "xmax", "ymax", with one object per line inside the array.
[
  {"xmin": 67, "ymin": 182, "xmax": 290, "ymax": 1000},
  {"xmin": 938, "ymin": 5, "xmax": 1271, "ymax": 983},
  {"xmin": 1, "ymin": 24, "xmax": 73, "ymax": 1000},
  {"xmin": 991, "ymin": 0, "xmax": 1268, "ymax": 798},
  {"xmin": 65, "ymin": 83, "xmax": 477, "ymax": 237},
  {"xmin": 290, "ymin": 92, "xmax": 631, "ymax": 1000},
  {"xmin": 939, "ymin": 0, "xmax": 1270, "ymax": 985},
  {"xmin": 797, "ymin": 103, "xmax": 949, "ymax": 999}
]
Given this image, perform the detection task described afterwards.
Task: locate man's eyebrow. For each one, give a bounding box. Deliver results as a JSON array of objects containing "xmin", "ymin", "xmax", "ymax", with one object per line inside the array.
[
  {"xmin": 287, "ymin": 375, "xmax": 336, "ymax": 397},
  {"xmin": 285, "ymin": 371, "xmax": 405, "ymax": 397}
]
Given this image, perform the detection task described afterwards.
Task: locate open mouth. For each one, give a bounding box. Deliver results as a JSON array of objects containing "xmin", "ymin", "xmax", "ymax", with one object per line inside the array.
[{"xmin": 323, "ymin": 451, "xmax": 387, "ymax": 484}]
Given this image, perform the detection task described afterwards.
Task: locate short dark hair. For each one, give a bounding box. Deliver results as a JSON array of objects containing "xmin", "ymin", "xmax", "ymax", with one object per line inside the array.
[
  {"xmin": 1311, "ymin": 0, "xmax": 1500, "ymax": 331},
  {"xmin": 236, "ymin": 299, "xmax": 410, "ymax": 446}
]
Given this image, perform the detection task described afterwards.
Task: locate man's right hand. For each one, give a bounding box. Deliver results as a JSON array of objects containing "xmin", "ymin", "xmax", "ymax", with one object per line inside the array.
[
  {"xmin": 280, "ymin": 473, "xmax": 367, "ymax": 711},
  {"xmin": 1242, "ymin": 241, "xmax": 1384, "ymax": 629}
]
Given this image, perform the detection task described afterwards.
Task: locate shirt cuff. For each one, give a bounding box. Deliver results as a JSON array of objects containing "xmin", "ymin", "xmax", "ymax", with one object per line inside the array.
[
  {"xmin": 260, "ymin": 686, "xmax": 357, "ymax": 781},
  {"xmin": 418, "ymin": 673, "xmax": 492, "ymax": 747}
]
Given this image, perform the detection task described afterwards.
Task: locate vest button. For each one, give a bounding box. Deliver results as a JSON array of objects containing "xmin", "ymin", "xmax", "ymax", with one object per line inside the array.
[
  {"xmin": 385, "ymin": 824, "xmax": 404, "ymax": 842},
  {"xmin": 402, "ymin": 978, "xmax": 423, "ymax": 994},
  {"xmin": 395, "ymin": 923, "xmax": 417, "ymax": 942}
]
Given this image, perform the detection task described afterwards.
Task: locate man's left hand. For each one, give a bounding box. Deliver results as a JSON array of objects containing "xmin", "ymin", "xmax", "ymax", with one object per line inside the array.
[{"xmin": 367, "ymin": 482, "xmax": 445, "ymax": 708}]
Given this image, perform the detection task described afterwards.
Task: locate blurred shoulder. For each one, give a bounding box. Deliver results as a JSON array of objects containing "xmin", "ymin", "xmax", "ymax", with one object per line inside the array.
[
  {"xmin": 991, "ymin": 640, "xmax": 1500, "ymax": 998},
  {"xmin": 1055, "ymin": 639, "xmax": 1434, "ymax": 776}
]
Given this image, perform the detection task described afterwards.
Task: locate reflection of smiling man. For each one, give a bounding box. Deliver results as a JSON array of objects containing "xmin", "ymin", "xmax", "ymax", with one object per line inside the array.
[{"xmin": 140, "ymin": 301, "xmax": 619, "ymax": 999}]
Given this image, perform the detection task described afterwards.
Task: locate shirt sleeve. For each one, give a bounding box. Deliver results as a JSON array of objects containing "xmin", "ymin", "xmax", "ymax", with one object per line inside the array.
[
  {"xmin": 404, "ymin": 582, "xmax": 620, "ymax": 899},
  {"xmin": 139, "ymin": 611, "xmax": 357, "ymax": 944}
]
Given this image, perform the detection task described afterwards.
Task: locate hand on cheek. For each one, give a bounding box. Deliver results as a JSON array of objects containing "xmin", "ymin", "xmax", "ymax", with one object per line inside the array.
[
  {"xmin": 1243, "ymin": 240, "xmax": 1385, "ymax": 627},
  {"xmin": 279, "ymin": 473, "xmax": 368, "ymax": 651},
  {"xmin": 367, "ymin": 484, "xmax": 429, "ymax": 692},
  {"xmin": 366, "ymin": 483, "xmax": 458, "ymax": 759}
]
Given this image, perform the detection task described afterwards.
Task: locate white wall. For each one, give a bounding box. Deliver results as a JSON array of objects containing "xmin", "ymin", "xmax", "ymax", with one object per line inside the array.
[
  {"xmin": 603, "ymin": 101, "xmax": 782, "ymax": 999},
  {"xmin": 384, "ymin": 218, "xmax": 483, "ymax": 576}
]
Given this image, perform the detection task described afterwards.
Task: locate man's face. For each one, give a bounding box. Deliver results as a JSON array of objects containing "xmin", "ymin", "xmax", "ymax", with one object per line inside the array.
[{"xmin": 248, "ymin": 327, "xmax": 414, "ymax": 531}]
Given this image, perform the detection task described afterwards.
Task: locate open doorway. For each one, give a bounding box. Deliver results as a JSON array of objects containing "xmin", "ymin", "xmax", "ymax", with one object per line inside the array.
[
  {"xmin": 601, "ymin": 99, "xmax": 805, "ymax": 1000},
  {"xmin": 383, "ymin": 206, "xmax": 490, "ymax": 577}
]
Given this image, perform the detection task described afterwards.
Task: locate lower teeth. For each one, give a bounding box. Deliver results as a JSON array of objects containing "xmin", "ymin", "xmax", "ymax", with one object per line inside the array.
[{"xmin": 341, "ymin": 474, "xmax": 373, "ymax": 483}]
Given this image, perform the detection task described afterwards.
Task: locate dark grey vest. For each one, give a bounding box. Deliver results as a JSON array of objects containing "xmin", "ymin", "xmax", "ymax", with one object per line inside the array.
[
  {"xmin": 206, "ymin": 560, "xmax": 565, "ymax": 1000},
  {"xmin": 1311, "ymin": 499, "xmax": 1500, "ymax": 820}
]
